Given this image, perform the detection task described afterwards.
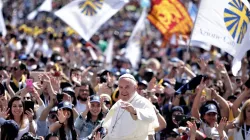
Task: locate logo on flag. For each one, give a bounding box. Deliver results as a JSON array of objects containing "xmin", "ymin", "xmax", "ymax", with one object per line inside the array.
[
  {"xmin": 79, "ymin": 0, "xmax": 104, "ymax": 16},
  {"xmin": 224, "ymin": 0, "xmax": 250, "ymax": 44}
]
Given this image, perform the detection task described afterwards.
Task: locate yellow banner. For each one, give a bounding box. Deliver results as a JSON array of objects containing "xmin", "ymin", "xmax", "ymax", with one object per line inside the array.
[{"xmin": 148, "ymin": 0, "xmax": 193, "ymax": 37}]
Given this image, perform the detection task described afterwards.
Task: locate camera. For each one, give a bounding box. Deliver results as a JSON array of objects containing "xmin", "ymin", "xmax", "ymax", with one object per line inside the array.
[{"xmin": 176, "ymin": 115, "xmax": 201, "ymax": 129}]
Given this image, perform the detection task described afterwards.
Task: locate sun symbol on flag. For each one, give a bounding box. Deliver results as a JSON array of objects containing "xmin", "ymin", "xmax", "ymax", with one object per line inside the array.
[
  {"xmin": 79, "ymin": 0, "xmax": 104, "ymax": 16},
  {"xmin": 224, "ymin": 0, "xmax": 250, "ymax": 44}
]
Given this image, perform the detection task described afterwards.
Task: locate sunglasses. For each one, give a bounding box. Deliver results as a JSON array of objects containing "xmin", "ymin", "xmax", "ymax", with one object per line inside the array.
[
  {"xmin": 104, "ymin": 100, "xmax": 111, "ymax": 105},
  {"xmin": 155, "ymin": 93, "xmax": 165, "ymax": 97},
  {"xmin": 11, "ymin": 67, "xmax": 18, "ymax": 71}
]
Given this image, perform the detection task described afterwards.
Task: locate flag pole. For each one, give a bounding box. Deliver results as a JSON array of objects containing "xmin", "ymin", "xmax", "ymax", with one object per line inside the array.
[{"xmin": 186, "ymin": 0, "xmax": 202, "ymax": 54}]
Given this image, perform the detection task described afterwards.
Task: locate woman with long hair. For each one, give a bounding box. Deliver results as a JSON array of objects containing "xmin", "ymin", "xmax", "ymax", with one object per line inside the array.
[
  {"xmin": 74, "ymin": 95, "xmax": 104, "ymax": 139},
  {"xmin": 230, "ymin": 92, "xmax": 250, "ymax": 139},
  {"xmin": 49, "ymin": 101, "xmax": 77, "ymax": 140},
  {"xmin": 231, "ymin": 99, "xmax": 250, "ymax": 139},
  {"xmin": 0, "ymin": 96, "xmax": 36, "ymax": 140}
]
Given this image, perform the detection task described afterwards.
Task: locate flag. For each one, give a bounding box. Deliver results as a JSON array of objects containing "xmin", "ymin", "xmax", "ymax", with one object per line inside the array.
[
  {"xmin": 147, "ymin": 0, "xmax": 193, "ymax": 38},
  {"xmin": 191, "ymin": 0, "xmax": 250, "ymax": 75},
  {"xmin": 104, "ymin": 36, "xmax": 114, "ymax": 68},
  {"xmin": 0, "ymin": 0, "xmax": 6, "ymax": 37},
  {"xmin": 125, "ymin": 8, "xmax": 147, "ymax": 69},
  {"xmin": 55, "ymin": 0, "xmax": 128, "ymax": 41},
  {"xmin": 27, "ymin": 0, "xmax": 52, "ymax": 20}
]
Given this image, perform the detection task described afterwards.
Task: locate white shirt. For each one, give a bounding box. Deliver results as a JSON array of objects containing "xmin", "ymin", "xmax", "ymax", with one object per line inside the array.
[
  {"xmin": 16, "ymin": 119, "xmax": 37, "ymax": 140},
  {"xmin": 75, "ymin": 100, "xmax": 87, "ymax": 114},
  {"xmin": 228, "ymin": 121, "xmax": 250, "ymax": 140},
  {"xmin": 103, "ymin": 92, "xmax": 158, "ymax": 140}
]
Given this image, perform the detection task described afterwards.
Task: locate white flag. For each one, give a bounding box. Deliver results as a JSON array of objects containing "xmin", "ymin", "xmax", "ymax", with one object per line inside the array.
[
  {"xmin": 0, "ymin": 0, "xmax": 6, "ymax": 37},
  {"xmin": 125, "ymin": 8, "xmax": 147, "ymax": 69},
  {"xmin": 55, "ymin": 0, "xmax": 128, "ymax": 41},
  {"xmin": 104, "ymin": 36, "xmax": 114, "ymax": 68},
  {"xmin": 27, "ymin": 0, "xmax": 52, "ymax": 20},
  {"xmin": 191, "ymin": 0, "xmax": 250, "ymax": 76}
]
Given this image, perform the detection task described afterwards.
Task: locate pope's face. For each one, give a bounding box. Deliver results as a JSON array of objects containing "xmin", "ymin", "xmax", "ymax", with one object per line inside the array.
[{"xmin": 118, "ymin": 78, "xmax": 136, "ymax": 101}]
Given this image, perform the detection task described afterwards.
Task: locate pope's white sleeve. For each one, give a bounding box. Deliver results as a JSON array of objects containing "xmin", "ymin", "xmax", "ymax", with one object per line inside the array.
[
  {"xmin": 102, "ymin": 102, "xmax": 117, "ymax": 129},
  {"xmin": 135, "ymin": 102, "xmax": 157, "ymax": 123}
]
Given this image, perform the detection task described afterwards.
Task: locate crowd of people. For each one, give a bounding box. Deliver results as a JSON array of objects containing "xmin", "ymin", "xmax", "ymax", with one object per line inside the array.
[{"xmin": 1, "ymin": 0, "xmax": 250, "ymax": 140}]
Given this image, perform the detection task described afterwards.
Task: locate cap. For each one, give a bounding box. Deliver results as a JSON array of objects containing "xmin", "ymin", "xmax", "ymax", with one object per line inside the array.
[
  {"xmin": 138, "ymin": 80, "xmax": 148, "ymax": 87},
  {"xmin": 171, "ymin": 106, "xmax": 184, "ymax": 114},
  {"xmin": 90, "ymin": 95, "xmax": 100, "ymax": 103},
  {"xmin": 62, "ymin": 87, "xmax": 75, "ymax": 97},
  {"xmin": 119, "ymin": 74, "xmax": 136, "ymax": 82},
  {"xmin": 204, "ymin": 104, "xmax": 218, "ymax": 114},
  {"xmin": 58, "ymin": 101, "xmax": 72, "ymax": 110}
]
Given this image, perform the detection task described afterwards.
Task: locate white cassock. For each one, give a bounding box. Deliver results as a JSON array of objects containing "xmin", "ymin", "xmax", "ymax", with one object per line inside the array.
[{"xmin": 102, "ymin": 92, "xmax": 159, "ymax": 140}]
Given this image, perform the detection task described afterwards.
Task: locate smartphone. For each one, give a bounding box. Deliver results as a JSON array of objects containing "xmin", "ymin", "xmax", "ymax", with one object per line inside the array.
[
  {"xmin": 26, "ymin": 79, "xmax": 33, "ymax": 88},
  {"xmin": 175, "ymin": 114, "xmax": 189, "ymax": 122},
  {"xmin": 24, "ymin": 101, "xmax": 34, "ymax": 112}
]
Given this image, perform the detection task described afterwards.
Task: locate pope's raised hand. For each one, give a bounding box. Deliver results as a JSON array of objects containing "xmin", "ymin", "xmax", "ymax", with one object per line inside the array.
[{"xmin": 120, "ymin": 101, "xmax": 136, "ymax": 115}]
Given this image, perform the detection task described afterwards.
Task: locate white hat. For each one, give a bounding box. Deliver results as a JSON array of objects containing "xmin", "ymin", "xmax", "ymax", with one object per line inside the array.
[{"xmin": 119, "ymin": 74, "xmax": 136, "ymax": 82}]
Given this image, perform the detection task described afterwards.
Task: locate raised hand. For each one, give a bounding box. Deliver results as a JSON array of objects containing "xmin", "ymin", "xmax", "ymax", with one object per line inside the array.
[
  {"xmin": 50, "ymin": 76, "xmax": 60, "ymax": 92},
  {"xmin": 120, "ymin": 101, "xmax": 136, "ymax": 115},
  {"xmin": 187, "ymin": 121, "xmax": 197, "ymax": 135},
  {"xmin": 0, "ymin": 95, "xmax": 8, "ymax": 109},
  {"xmin": 197, "ymin": 58, "xmax": 208, "ymax": 71},
  {"xmin": 0, "ymin": 107, "xmax": 9, "ymax": 119},
  {"xmin": 195, "ymin": 78, "xmax": 206, "ymax": 94},
  {"xmin": 148, "ymin": 77, "xmax": 156, "ymax": 91},
  {"xmin": 215, "ymin": 61, "xmax": 227, "ymax": 74},
  {"xmin": 211, "ymin": 88, "xmax": 219, "ymax": 100},
  {"xmin": 106, "ymin": 72, "xmax": 114, "ymax": 88},
  {"xmin": 57, "ymin": 109, "xmax": 67, "ymax": 124}
]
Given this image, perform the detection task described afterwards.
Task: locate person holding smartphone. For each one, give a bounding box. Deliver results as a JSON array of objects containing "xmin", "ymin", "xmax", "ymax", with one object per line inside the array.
[{"xmin": 0, "ymin": 96, "xmax": 37, "ymax": 139}]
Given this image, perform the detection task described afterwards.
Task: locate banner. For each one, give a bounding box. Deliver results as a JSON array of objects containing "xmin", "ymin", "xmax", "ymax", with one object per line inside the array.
[
  {"xmin": 55, "ymin": 0, "xmax": 128, "ymax": 41},
  {"xmin": 191, "ymin": 0, "xmax": 250, "ymax": 75},
  {"xmin": 27, "ymin": 0, "xmax": 52, "ymax": 20},
  {"xmin": 147, "ymin": 0, "xmax": 193, "ymax": 38}
]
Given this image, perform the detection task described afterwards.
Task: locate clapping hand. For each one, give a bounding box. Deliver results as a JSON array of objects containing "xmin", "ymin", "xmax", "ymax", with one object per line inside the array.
[{"xmin": 216, "ymin": 117, "xmax": 227, "ymax": 134}]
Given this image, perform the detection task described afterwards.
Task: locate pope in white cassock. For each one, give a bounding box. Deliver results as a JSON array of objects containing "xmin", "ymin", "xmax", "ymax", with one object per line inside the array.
[{"xmin": 102, "ymin": 74, "xmax": 159, "ymax": 140}]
